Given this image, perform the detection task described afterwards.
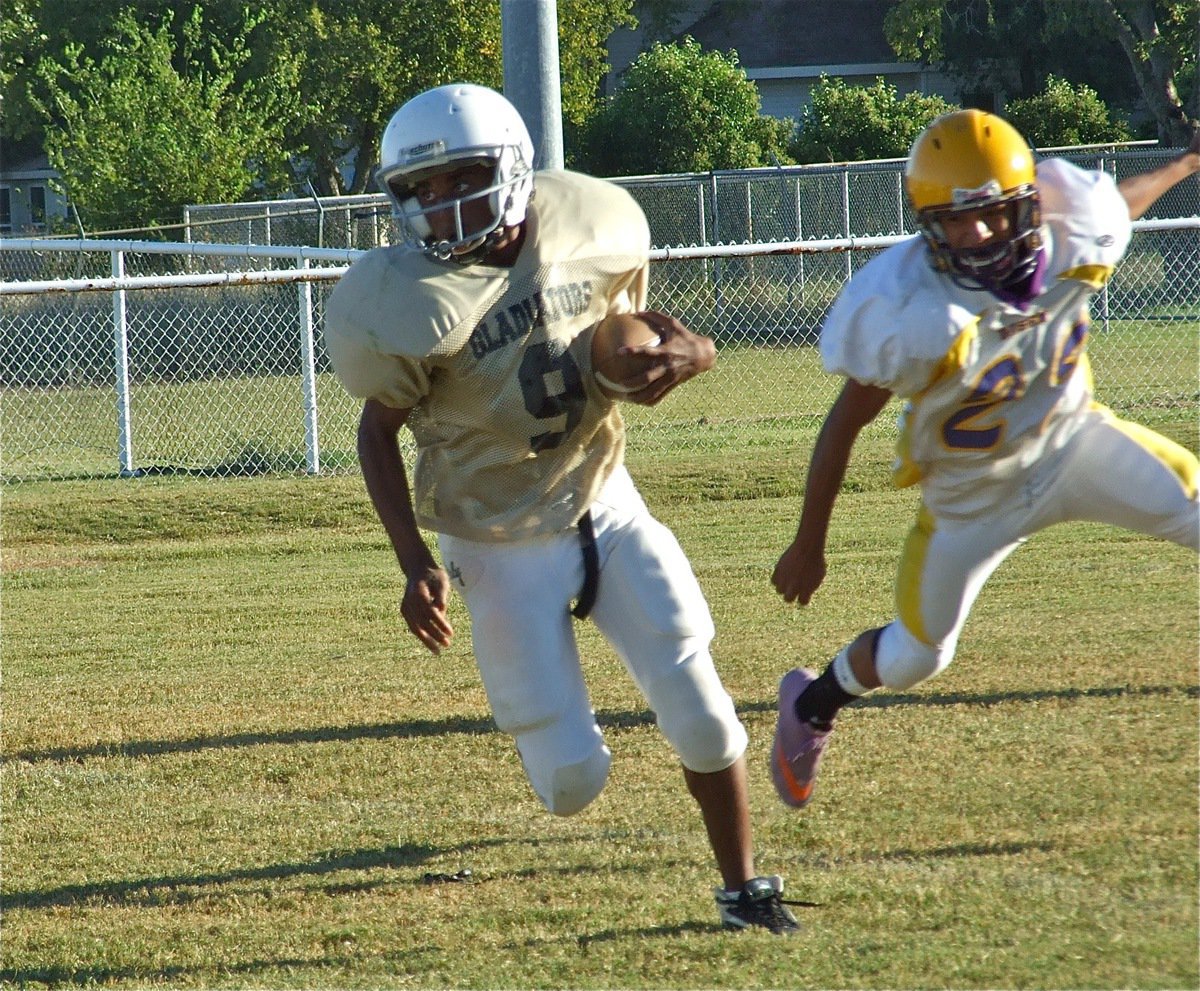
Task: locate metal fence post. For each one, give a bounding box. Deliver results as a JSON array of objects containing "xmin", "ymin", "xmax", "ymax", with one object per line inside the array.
[
  {"xmin": 710, "ymin": 172, "xmax": 724, "ymax": 332},
  {"xmin": 745, "ymin": 178, "xmax": 754, "ymax": 242},
  {"xmin": 842, "ymin": 168, "xmax": 852, "ymax": 282},
  {"xmin": 112, "ymin": 250, "xmax": 135, "ymax": 476},
  {"xmin": 308, "ymin": 183, "xmax": 325, "ymax": 248},
  {"xmin": 297, "ymin": 259, "xmax": 321, "ymax": 474},
  {"xmin": 794, "ymin": 176, "xmax": 805, "ymax": 303},
  {"xmin": 1098, "ymin": 155, "xmax": 1111, "ymax": 332}
]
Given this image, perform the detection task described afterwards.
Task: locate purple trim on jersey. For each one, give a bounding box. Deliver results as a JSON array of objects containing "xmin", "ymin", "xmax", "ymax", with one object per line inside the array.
[{"xmin": 993, "ymin": 249, "xmax": 1047, "ymax": 310}]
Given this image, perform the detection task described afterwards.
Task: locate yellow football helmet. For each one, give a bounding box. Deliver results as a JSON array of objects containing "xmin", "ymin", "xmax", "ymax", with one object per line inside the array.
[{"xmin": 905, "ymin": 110, "xmax": 1042, "ymax": 292}]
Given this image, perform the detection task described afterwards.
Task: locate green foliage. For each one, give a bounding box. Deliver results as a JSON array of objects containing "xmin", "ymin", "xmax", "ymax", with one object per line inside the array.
[
  {"xmin": 631, "ymin": 0, "xmax": 695, "ymax": 42},
  {"xmin": 575, "ymin": 38, "xmax": 794, "ymax": 176},
  {"xmin": 790, "ymin": 76, "xmax": 957, "ymax": 164},
  {"xmin": 254, "ymin": 0, "xmax": 635, "ymax": 195},
  {"xmin": 882, "ymin": 0, "xmax": 1198, "ymax": 143},
  {"xmin": 266, "ymin": 0, "xmax": 498, "ymax": 195},
  {"xmin": 557, "ymin": 0, "xmax": 638, "ymax": 125},
  {"xmin": 36, "ymin": 7, "xmax": 297, "ymax": 234},
  {"xmin": 1004, "ymin": 75, "xmax": 1132, "ymax": 148},
  {"xmin": 0, "ymin": 0, "xmax": 45, "ymax": 141},
  {"xmin": 882, "ymin": 0, "xmax": 942, "ymax": 63},
  {"xmin": 13, "ymin": 0, "xmax": 635, "ymax": 212}
]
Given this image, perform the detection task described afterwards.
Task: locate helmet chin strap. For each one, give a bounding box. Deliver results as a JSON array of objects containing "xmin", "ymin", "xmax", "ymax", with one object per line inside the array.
[{"xmin": 427, "ymin": 226, "xmax": 506, "ymax": 266}]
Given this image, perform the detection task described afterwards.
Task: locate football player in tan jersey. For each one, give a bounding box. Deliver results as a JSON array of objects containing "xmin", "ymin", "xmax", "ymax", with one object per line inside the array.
[
  {"xmin": 769, "ymin": 111, "xmax": 1200, "ymax": 812},
  {"xmin": 325, "ymin": 84, "xmax": 800, "ymax": 934}
]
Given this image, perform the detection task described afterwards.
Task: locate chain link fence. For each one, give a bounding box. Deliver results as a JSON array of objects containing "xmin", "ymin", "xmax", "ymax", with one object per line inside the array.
[
  {"xmin": 2, "ymin": 220, "xmax": 1197, "ymax": 485},
  {"xmin": 181, "ymin": 148, "xmax": 1198, "ymax": 251}
]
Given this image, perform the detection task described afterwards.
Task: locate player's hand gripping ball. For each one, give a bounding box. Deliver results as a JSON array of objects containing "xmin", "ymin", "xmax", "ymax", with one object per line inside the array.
[{"xmin": 590, "ymin": 312, "xmax": 664, "ymax": 399}]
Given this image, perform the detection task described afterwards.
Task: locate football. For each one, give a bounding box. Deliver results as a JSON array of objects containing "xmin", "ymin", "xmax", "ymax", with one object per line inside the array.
[{"xmin": 590, "ymin": 312, "xmax": 663, "ymax": 398}]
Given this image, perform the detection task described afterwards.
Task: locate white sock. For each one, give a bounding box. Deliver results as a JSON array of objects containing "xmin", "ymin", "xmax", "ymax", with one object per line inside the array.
[{"xmin": 831, "ymin": 646, "xmax": 872, "ymax": 696}]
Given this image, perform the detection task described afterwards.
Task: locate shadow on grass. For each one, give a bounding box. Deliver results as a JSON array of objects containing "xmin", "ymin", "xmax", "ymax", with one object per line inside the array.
[
  {"xmin": 1, "ymin": 842, "xmax": 440, "ymax": 912},
  {"xmin": 857, "ymin": 839, "xmax": 1057, "ymax": 864},
  {"xmin": 6, "ymin": 682, "xmax": 1195, "ymax": 767},
  {"xmin": 2, "ymin": 832, "xmax": 692, "ymax": 914},
  {"xmin": 5, "ymin": 714, "xmax": 501, "ymax": 764},
  {"xmin": 741, "ymin": 680, "xmax": 1199, "ymax": 716},
  {"xmin": 2, "ymin": 920, "xmax": 729, "ymax": 988},
  {"xmin": 0, "ymin": 943, "xmax": 438, "ymax": 989}
]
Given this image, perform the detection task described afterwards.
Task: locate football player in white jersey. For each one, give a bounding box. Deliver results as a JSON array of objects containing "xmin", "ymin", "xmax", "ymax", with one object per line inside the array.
[
  {"xmin": 769, "ymin": 110, "xmax": 1200, "ymax": 810},
  {"xmin": 324, "ymin": 84, "xmax": 800, "ymax": 933}
]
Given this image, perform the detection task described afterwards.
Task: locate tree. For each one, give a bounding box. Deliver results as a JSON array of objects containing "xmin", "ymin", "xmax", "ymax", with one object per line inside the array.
[
  {"xmin": 1062, "ymin": 0, "xmax": 1199, "ymax": 144},
  {"xmin": 630, "ymin": 0, "xmax": 696, "ymax": 42},
  {"xmin": 246, "ymin": 0, "xmax": 636, "ymax": 195},
  {"xmin": 0, "ymin": 0, "xmax": 45, "ymax": 144},
  {"xmin": 4, "ymin": 0, "xmax": 287, "ymax": 146},
  {"xmin": 13, "ymin": 0, "xmax": 636, "ymax": 203},
  {"xmin": 574, "ymin": 37, "xmax": 794, "ymax": 176},
  {"xmin": 37, "ymin": 7, "xmax": 296, "ymax": 233},
  {"xmin": 790, "ymin": 76, "xmax": 956, "ymax": 163},
  {"xmin": 1004, "ymin": 75, "xmax": 1132, "ymax": 147},
  {"xmin": 883, "ymin": 0, "xmax": 1198, "ymax": 144}
]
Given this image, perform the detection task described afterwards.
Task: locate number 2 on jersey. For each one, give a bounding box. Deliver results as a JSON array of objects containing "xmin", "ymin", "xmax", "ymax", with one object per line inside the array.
[{"xmin": 941, "ymin": 320, "xmax": 1088, "ymax": 450}]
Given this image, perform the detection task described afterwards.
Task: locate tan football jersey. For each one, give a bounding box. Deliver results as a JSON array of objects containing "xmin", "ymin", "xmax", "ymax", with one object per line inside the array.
[{"xmin": 325, "ymin": 169, "xmax": 650, "ymax": 542}]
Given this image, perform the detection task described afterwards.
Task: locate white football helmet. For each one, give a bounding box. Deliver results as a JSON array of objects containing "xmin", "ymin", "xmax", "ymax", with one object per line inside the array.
[{"xmin": 377, "ymin": 83, "xmax": 535, "ymax": 264}]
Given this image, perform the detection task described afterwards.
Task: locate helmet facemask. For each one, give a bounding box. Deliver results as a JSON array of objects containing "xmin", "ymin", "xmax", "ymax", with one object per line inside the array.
[
  {"xmin": 918, "ymin": 185, "xmax": 1042, "ymax": 293},
  {"xmin": 383, "ymin": 153, "xmax": 531, "ymax": 265}
]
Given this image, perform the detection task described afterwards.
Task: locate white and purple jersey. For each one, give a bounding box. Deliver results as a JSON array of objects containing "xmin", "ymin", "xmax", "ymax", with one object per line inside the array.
[{"xmin": 821, "ymin": 158, "xmax": 1133, "ymax": 519}]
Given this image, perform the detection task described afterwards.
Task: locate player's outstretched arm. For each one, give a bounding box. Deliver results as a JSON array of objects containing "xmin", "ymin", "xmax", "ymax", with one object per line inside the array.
[
  {"xmin": 358, "ymin": 399, "xmax": 454, "ymax": 654},
  {"xmin": 1117, "ymin": 128, "xmax": 1200, "ymax": 220},
  {"xmin": 621, "ymin": 310, "xmax": 716, "ymax": 407},
  {"xmin": 773, "ymin": 379, "xmax": 893, "ymax": 606}
]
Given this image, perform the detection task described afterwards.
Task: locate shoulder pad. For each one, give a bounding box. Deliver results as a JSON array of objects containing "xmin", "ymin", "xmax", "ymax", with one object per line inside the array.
[
  {"xmin": 1036, "ymin": 158, "xmax": 1131, "ymax": 274},
  {"xmin": 326, "ymin": 245, "xmax": 505, "ymax": 359},
  {"xmin": 527, "ymin": 171, "xmax": 650, "ymax": 265}
]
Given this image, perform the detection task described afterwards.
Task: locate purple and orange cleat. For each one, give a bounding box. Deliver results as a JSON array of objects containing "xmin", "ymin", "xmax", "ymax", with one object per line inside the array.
[{"xmin": 770, "ymin": 668, "xmax": 833, "ymax": 808}]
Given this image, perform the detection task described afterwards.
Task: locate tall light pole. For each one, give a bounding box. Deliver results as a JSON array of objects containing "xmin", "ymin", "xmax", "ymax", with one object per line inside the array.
[{"xmin": 501, "ymin": 0, "xmax": 565, "ymax": 170}]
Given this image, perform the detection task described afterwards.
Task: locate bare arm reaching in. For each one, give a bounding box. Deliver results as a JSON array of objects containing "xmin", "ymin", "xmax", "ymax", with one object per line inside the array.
[
  {"xmin": 772, "ymin": 380, "xmax": 893, "ymax": 605},
  {"xmin": 1117, "ymin": 130, "xmax": 1200, "ymax": 220}
]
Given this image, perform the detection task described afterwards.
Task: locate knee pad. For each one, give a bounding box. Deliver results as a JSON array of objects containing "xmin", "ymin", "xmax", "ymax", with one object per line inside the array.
[
  {"xmin": 644, "ymin": 647, "xmax": 747, "ymax": 774},
  {"xmin": 874, "ymin": 621, "xmax": 956, "ymax": 691},
  {"xmin": 509, "ymin": 705, "xmax": 611, "ymax": 817},
  {"xmin": 541, "ymin": 743, "xmax": 611, "ymax": 817},
  {"xmin": 1163, "ymin": 499, "xmax": 1200, "ymax": 550}
]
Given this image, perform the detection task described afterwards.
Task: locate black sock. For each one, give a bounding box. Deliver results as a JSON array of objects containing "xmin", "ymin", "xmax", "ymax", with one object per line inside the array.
[{"xmin": 793, "ymin": 665, "xmax": 855, "ymax": 728}]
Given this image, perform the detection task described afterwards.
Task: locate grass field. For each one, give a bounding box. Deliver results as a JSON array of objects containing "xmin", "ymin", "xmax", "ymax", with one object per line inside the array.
[{"xmin": 3, "ymin": 402, "xmax": 1197, "ymax": 989}]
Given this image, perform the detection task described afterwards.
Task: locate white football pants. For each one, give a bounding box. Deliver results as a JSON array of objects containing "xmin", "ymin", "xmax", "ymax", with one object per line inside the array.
[
  {"xmin": 875, "ymin": 407, "xmax": 1199, "ymax": 690},
  {"xmin": 438, "ymin": 466, "xmax": 748, "ymax": 816}
]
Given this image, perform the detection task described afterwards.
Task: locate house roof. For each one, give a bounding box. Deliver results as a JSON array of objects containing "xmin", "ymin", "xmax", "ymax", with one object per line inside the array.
[
  {"xmin": 0, "ymin": 149, "xmax": 53, "ymax": 177},
  {"xmin": 682, "ymin": 0, "xmax": 897, "ymax": 68}
]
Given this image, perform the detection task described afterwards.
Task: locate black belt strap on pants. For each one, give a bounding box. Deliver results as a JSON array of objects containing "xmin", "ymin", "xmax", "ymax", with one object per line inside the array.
[{"xmin": 571, "ymin": 510, "xmax": 599, "ymax": 619}]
